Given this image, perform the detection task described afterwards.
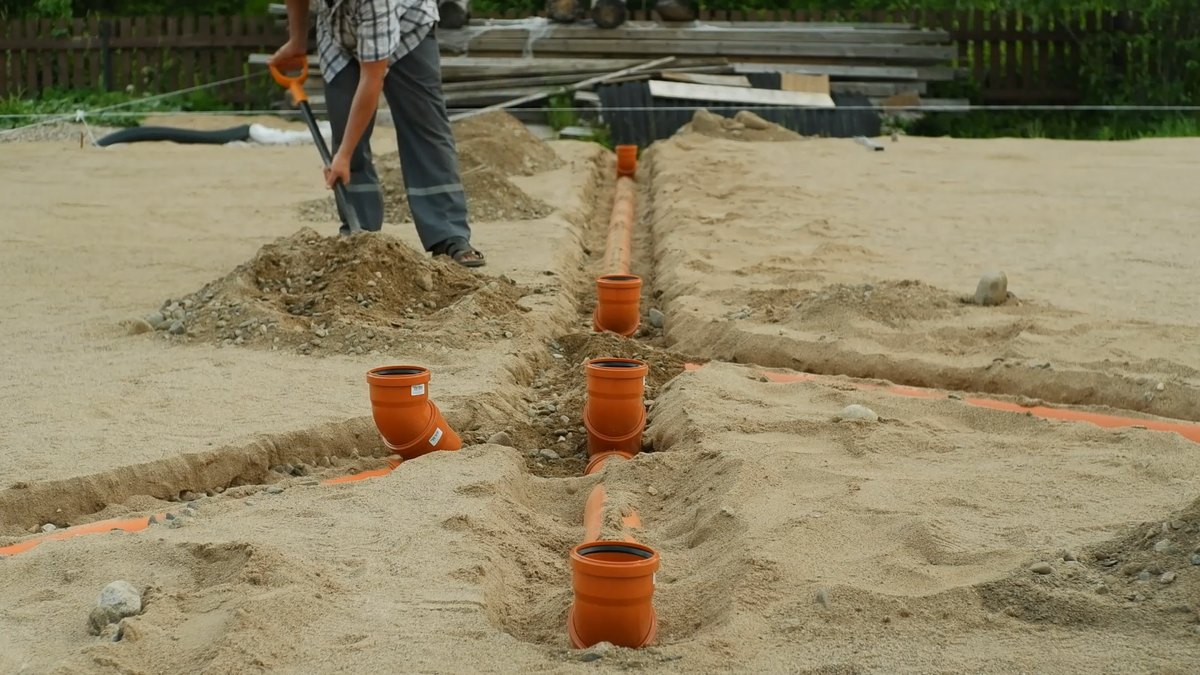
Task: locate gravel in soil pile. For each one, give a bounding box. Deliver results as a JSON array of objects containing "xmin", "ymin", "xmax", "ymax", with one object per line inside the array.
[{"xmin": 140, "ymin": 227, "xmax": 527, "ymax": 356}]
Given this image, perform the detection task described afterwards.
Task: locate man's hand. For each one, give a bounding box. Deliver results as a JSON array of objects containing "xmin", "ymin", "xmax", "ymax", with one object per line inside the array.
[
  {"xmin": 325, "ymin": 152, "xmax": 352, "ymax": 189},
  {"xmin": 267, "ymin": 39, "xmax": 308, "ymax": 70}
]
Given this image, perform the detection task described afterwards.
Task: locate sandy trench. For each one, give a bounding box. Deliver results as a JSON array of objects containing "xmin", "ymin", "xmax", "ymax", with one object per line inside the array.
[{"xmin": 0, "ymin": 117, "xmax": 1199, "ymax": 673}]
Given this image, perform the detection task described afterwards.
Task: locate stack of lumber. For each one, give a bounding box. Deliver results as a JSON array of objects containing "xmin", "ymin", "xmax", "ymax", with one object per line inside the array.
[{"xmin": 255, "ymin": 8, "xmax": 967, "ymax": 116}]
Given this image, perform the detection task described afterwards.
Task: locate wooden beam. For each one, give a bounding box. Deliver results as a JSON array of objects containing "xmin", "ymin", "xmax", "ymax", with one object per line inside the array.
[
  {"xmin": 648, "ymin": 79, "xmax": 835, "ymax": 108},
  {"xmin": 660, "ymin": 72, "xmax": 751, "ymax": 87},
  {"xmin": 444, "ymin": 38, "xmax": 957, "ymax": 62}
]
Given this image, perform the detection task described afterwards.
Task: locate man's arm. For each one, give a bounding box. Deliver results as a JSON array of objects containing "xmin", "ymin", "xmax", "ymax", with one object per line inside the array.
[
  {"xmin": 285, "ymin": 0, "xmax": 309, "ymax": 47},
  {"xmin": 327, "ymin": 58, "xmax": 387, "ymax": 188}
]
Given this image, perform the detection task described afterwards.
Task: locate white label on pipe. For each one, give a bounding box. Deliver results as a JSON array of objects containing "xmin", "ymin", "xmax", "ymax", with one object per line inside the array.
[
  {"xmin": 411, "ymin": 383, "xmax": 425, "ymax": 396},
  {"xmin": 429, "ymin": 428, "xmax": 443, "ymax": 445},
  {"xmin": 652, "ymin": 572, "xmax": 657, "ymax": 586}
]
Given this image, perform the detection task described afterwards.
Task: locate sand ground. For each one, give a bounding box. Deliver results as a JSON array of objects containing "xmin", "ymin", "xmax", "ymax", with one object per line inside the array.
[{"xmin": 1, "ymin": 120, "xmax": 1198, "ymax": 674}]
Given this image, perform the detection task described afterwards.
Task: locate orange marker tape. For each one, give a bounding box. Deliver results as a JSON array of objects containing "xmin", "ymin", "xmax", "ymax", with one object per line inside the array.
[
  {"xmin": 685, "ymin": 363, "xmax": 1200, "ymax": 444},
  {"xmin": 0, "ymin": 512, "xmax": 167, "ymax": 557}
]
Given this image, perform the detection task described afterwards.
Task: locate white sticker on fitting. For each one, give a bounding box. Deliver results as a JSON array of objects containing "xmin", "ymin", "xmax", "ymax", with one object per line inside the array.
[
  {"xmin": 411, "ymin": 383, "xmax": 426, "ymax": 396},
  {"xmin": 429, "ymin": 428, "xmax": 444, "ymax": 445},
  {"xmin": 652, "ymin": 572, "xmax": 657, "ymax": 586}
]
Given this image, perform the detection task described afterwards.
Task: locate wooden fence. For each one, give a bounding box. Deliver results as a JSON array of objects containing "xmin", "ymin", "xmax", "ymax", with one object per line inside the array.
[{"xmin": 0, "ymin": 10, "xmax": 1188, "ymax": 105}]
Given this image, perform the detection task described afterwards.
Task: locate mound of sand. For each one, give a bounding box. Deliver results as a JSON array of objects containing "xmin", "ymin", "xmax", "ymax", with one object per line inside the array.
[
  {"xmin": 299, "ymin": 111, "xmax": 557, "ymax": 225},
  {"xmin": 678, "ymin": 109, "xmax": 806, "ymax": 142},
  {"xmin": 453, "ymin": 110, "xmax": 564, "ymax": 176},
  {"xmin": 145, "ymin": 227, "xmax": 525, "ymax": 355}
]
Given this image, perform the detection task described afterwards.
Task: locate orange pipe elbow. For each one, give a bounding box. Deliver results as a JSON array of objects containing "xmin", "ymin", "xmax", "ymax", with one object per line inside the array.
[{"xmin": 366, "ymin": 366, "xmax": 461, "ymax": 460}]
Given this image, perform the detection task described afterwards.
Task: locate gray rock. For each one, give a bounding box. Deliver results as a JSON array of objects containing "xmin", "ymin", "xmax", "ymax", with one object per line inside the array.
[
  {"xmin": 973, "ymin": 271, "xmax": 1009, "ymax": 306},
  {"xmin": 1137, "ymin": 571, "xmax": 1152, "ymax": 582},
  {"xmin": 245, "ymin": 500, "xmax": 257, "ymax": 507},
  {"xmin": 535, "ymin": 449, "xmax": 560, "ymax": 461},
  {"xmin": 300, "ymin": 479, "xmax": 319, "ymax": 486},
  {"xmin": 486, "ymin": 432, "xmax": 513, "ymax": 447},
  {"xmin": 1061, "ymin": 550, "xmax": 1078, "ymax": 562},
  {"xmin": 164, "ymin": 512, "xmax": 175, "ymax": 521},
  {"xmin": 168, "ymin": 320, "xmax": 186, "ymax": 335},
  {"xmin": 87, "ymin": 581, "xmax": 142, "ymax": 635},
  {"xmin": 146, "ymin": 312, "xmax": 168, "ymax": 329},
  {"xmin": 648, "ymin": 308, "xmax": 665, "ymax": 328},
  {"xmin": 580, "ymin": 652, "xmax": 602, "ymax": 662},
  {"xmin": 721, "ymin": 507, "xmax": 736, "ymax": 517},
  {"xmin": 1030, "ymin": 562, "xmax": 1054, "ymax": 575},
  {"xmin": 552, "ymin": 429, "xmax": 569, "ymax": 437},
  {"xmin": 1160, "ymin": 571, "xmax": 1177, "ymax": 584},
  {"xmin": 180, "ymin": 508, "xmax": 196, "ymax": 518},
  {"xmin": 1191, "ymin": 554, "xmax": 1200, "ymax": 566},
  {"xmin": 41, "ymin": 523, "xmax": 56, "ymax": 533},
  {"xmin": 168, "ymin": 518, "xmax": 184, "ymax": 529},
  {"xmin": 147, "ymin": 515, "xmax": 157, "ymax": 525},
  {"xmin": 265, "ymin": 485, "xmax": 284, "ymax": 495},
  {"xmin": 1153, "ymin": 539, "xmax": 1176, "ymax": 554},
  {"xmin": 839, "ymin": 404, "xmax": 879, "ymax": 422}
]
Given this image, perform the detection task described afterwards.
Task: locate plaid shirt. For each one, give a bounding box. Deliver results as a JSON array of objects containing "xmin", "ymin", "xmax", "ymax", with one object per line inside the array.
[{"xmin": 315, "ymin": 0, "xmax": 438, "ymax": 81}]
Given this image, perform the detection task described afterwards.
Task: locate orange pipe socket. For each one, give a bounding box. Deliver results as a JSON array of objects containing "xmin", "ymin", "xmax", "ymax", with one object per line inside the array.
[
  {"xmin": 366, "ymin": 366, "xmax": 462, "ymax": 460},
  {"xmin": 584, "ymin": 358, "xmax": 647, "ymax": 458},
  {"xmin": 593, "ymin": 274, "xmax": 642, "ymax": 336},
  {"xmin": 615, "ymin": 144, "xmax": 637, "ymax": 178},
  {"xmin": 568, "ymin": 541, "xmax": 659, "ymax": 649}
]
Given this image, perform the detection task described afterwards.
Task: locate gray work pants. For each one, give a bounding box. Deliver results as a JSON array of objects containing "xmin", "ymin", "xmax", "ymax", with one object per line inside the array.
[{"xmin": 323, "ymin": 32, "xmax": 471, "ymax": 249}]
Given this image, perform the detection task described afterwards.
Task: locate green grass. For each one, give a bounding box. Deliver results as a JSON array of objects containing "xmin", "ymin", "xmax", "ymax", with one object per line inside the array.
[
  {"xmin": 0, "ymin": 87, "xmax": 235, "ymax": 130},
  {"xmin": 910, "ymin": 111, "xmax": 1200, "ymax": 141}
]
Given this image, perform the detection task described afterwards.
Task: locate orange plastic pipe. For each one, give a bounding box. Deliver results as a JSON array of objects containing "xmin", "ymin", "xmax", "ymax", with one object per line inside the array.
[
  {"xmin": 683, "ymin": 363, "xmax": 1200, "ymax": 444},
  {"xmin": 603, "ymin": 176, "xmax": 636, "ymax": 276}
]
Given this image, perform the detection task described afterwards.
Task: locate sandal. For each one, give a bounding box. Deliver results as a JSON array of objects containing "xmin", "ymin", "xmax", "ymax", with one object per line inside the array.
[{"xmin": 431, "ymin": 237, "xmax": 486, "ymax": 268}]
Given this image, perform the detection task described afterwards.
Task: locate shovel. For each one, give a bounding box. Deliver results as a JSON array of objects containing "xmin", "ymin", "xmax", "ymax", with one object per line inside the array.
[{"xmin": 269, "ymin": 55, "xmax": 363, "ymax": 233}]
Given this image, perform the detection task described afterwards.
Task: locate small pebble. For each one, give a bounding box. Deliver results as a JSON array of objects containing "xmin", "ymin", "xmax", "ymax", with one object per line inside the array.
[
  {"xmin": 164, "ymin": 512, "xmax": 175, "ymax": 521},
  {"xmin": 41, "ymin": 523, "xmax": 56, "ymax": 533},
  {"xmin": 1191, "ymin": 554, "xmax": 1200, "ymax": 566},
  {"xmin": 245, "ymin": 500, "xmax": 257, "ymax": 507},
  {"xmin": 973, "ymin": 271, "xmax": 1008, "ymax": 306},
  {"xmin": 147, "ymin": 515, "xmax": 157, "ymax": 525},
  {"xmin": 580, "ymin": 653, "xmax": 602, "ymax": 662},
  {"xmin": 815, "ymin": 588, "xmax": 830, "ymax": 608},
  {"xmin": 1030, "ymin": 562, "xmax": 1054, "ymax": 575},
  {"xmin": 1156, "ymin": 382, "xmax": 1165, "ymax": 391},
  {"xmin": 721, "ymin": 507, "xmax": 736, "ymax": 517},
  {"xmin": 1160, "ymin": 571, "xmax": 1177, "ymax": 584},
  {"xmin": 180, "ymin": 508, "xmax": 196, "ymax": 518},
  {"xmin": 265, "ymin": 485, "xmax": 284, "ymax": 495},
  {"xmin": 168, "ymin": 519, "xmax": 184, "ymax": 529},
  {"xmin": 536, "ymin": 449, "xmax": 560, "ymax": 461},
  {"xmin": 486, "ymin": 432, "xmax": 513, "ymax": 447},
  {"xmin": 552, "ymin": 428, "xmax": 569, "ymax": 437},
  {"xmin": 87, "ymin": 581, "xmax": 142, "ymax": 635},
  {"xmin": 1061, "ymin": 550, "xmax": 1078, "ymax": 562},
  {"xmin": 648, "ymin": 308, "xmax": 665, "ymax": 328},
  {"xmin": 839, "ymin": 404, "xmax": 879, "ymax": 422},
  {"xmin": 300, "ymin": 479, "xmax": 319, "ymax": 486},
  {"xmin": 1169, "ymin": 520, "xmax": 1185, "ymax": 530},
  {"xmin": 168, "ymin": 320, "xmax": 186, "ymax": 335},
  {"xmin": 647, "ymin": 486, "xmax": 658, "ymax": 496},
  {"xmin": 1137, "ymin": 571, "xmax": 1152, "ymax": 582}
]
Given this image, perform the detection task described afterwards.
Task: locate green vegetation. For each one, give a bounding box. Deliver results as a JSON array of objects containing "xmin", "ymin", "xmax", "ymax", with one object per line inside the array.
[
  {"xmin": 544, "ymin": 91, "xmax": 614, "ymax": 148},
  {"xmin": 0, "ymin": 86, "xmax": 233, "ymax": 130}
]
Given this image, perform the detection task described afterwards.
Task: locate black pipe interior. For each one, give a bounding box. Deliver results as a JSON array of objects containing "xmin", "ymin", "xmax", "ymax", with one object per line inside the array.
[
  {"xmin": 578, "ymin": 544, "xmax": 654, "ymax": 559},
  {"xmin": 373, "ymin": 367, "xmax": 427, "ymax": 376}
]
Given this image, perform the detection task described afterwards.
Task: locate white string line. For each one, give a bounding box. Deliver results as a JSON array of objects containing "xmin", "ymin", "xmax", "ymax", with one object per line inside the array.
[
  {"xmin": 0, "ymin": 72, "xmax": 263, "ymax": 137},
  {"xmin": 3, "ymin": 104, "xmax": 1200, "ymax": 121}
]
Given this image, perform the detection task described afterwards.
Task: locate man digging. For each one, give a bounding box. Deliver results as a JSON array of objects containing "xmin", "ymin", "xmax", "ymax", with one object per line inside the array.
[{"xmin": 270, "ymin": 0, "xmax": 485, "ymax": 267}]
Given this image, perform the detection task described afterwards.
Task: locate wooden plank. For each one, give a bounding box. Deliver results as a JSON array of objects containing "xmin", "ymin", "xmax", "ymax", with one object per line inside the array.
[
  {"xmin": 779, "ymin": 72, "xmax": 830, "ymax": 94},
  {"xmin": 197, "ymin": 16, "xmax": 211, "ymax": 91},
  {"xmin": 24, "ymin": 20, "xmax": 38, "ymax": 93},
  {"xmin": 213, "ymin": 16, "xmax": 228, "ymax": 97},
  {"xmin": 1005, "ymin": 11, "xmax": 1017, "ymax": 89},
  {"xmin": 55, "ymin": 19, "xmax": 70, "ymax": 89},
  {"xmin": 134, "ymin": 17, "xmax": 147, "ymax": 92},
  {"xmin": 1020, "ymin": 13, "xmax": 1033, "ymax": 93},
  {"xmin": 71, "ymin": 18, "xmax": 86, "ymax": 88},
  {"xmin": 972, "ymin": 10, "xmax": 985, "ymax": 85},
  {"xmin": 1038, "ymin": 13, "xmax": 1050, "ymax": 91},
  {"xmin": 180, "ymin": 16, "xmax": 195, "ymax": 88},
  {"xmin": 732, "ymin": 62, "xmax": 921, "ymax": 81},
  {"xmin": 119, "ymin": 17, "xmax": 132, "ymax": 91},
  {"xmin": 163, "ymin": 16, "xmax": 178, "ymax": 92},
  {"xmin": 648, "ymin": 79, "xmax": 835, "ymax": 108},
  {"xmin": 39, "ymin": 19, "xmax": 53, "ymax": 91},
  {"xmin": 437, "ymin": 25, "xmax": 951, "ymax": 44},
  {"xmin": 830, "ymin": 80, "xmax": 925, "ymax": 97},
  {"xmin": 230, "ymin": 15, "xmax": 244, "ymax": 102},
  {"xmin": 661, "ymin": 72, "xmax": 751, "ymax": 87},
  {"xmin": 447, "ymin": 38, "xmax": 957, "ymax": 61},
  {"xmin": 0, "ymin": 21, "xmax": 9, "ymax": 97}
]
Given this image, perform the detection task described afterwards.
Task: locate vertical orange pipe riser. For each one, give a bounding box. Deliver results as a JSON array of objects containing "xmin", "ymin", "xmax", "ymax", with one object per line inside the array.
[{"xmin": 595, "ymin": 145, "xmax": 641, "ymax": 336}]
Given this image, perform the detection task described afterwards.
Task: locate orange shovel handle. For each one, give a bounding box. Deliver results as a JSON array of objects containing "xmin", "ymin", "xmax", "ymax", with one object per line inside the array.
[{"xmin": 269, "ymin": 55, "xmax": 310, "ymax": 103}]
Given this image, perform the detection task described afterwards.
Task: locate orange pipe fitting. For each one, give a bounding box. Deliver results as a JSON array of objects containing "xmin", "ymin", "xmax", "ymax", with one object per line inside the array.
[
  {"xmin": 366, "ymin": 366, "xmax": 462, "ymax": 460},
  {"xmin": 584, "ymin": 358, "xmax": 648, "ymax": 457},
  {"xmin": 615, "ymin": 144, "xmax": 638, "ymax": 178},
  {"xmin": 593, "ymin": 274, "xmax": 643, "ymax": 337},
  {"xmin": 568, "ymin": 541, "xmax": 659, "ymax": 649}
]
